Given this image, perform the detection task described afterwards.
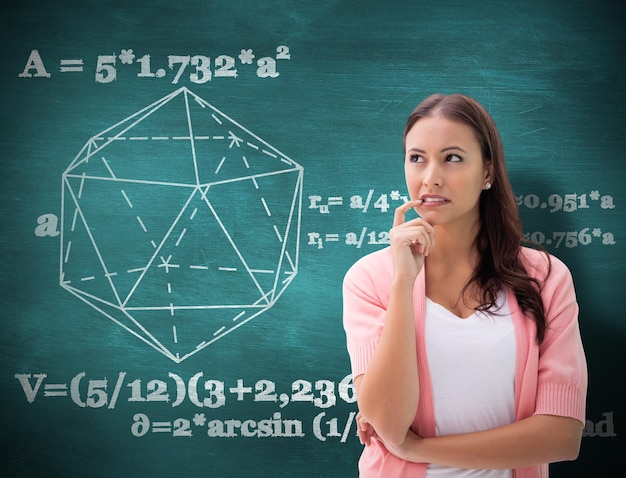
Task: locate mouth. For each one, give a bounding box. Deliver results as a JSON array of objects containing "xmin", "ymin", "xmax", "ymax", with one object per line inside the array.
[{"xmin": 420, "ymin": 195, "xmax": 450, "ymax": 205}]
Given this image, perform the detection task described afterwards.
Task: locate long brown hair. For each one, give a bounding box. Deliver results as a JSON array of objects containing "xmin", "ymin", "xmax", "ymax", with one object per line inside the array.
[{"xmin": 404, "ymin": 94, "xmax": 549, "ymax": 343}]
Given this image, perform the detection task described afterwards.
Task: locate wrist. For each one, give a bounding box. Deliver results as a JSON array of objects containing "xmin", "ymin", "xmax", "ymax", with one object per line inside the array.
[
  {"xmin": 391, "ymin": 275, "xmax": 417, "ymax": 292},
  {"xmin": 403, "ymin": 432, "xmax": 426, "ymax": 464}
]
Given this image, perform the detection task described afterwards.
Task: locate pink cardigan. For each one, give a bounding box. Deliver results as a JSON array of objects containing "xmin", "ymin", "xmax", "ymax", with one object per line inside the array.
[{"xmin": 343, "ymin": 246, "xmax": 588, "ymax": 478}]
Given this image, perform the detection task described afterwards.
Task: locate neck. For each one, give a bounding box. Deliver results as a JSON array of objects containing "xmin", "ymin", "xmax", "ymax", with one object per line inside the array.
[{"xmin": 428, "ymin": 219, "xmax": 481, "ymax": 265}]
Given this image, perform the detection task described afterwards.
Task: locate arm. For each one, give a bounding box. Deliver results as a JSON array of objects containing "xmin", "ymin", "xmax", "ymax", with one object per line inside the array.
[
  {"xmin": 386, "ymin": 414, "xmax": 582, "ymax": 468},
  {"xmin": 354, "ymin": 276, "xmax": 419, "ymax": 445},
  {"xmin": 354, "ymin": 201, "xmax": 434, "ymax": 446}
]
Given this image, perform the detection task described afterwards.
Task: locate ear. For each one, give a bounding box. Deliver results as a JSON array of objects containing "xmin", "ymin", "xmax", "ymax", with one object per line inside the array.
[{"xmin": 483, "ymin": 161, "xmax": 494, "ymax": 184}]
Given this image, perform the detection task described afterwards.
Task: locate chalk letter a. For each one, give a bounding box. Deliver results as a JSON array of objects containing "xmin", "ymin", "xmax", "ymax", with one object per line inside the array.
[
  {"xmin": 19, "ymin": 50, "xmax": 51, "ymax": 78},
  {"xmin": 35, "ymin": 213, "xmax": 60, "ymax": 237}
]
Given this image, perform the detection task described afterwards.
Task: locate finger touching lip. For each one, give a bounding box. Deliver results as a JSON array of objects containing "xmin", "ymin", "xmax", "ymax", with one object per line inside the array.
[{"xmin": 393, "ymin": 199, "xmax": 424, "ymax": 225}]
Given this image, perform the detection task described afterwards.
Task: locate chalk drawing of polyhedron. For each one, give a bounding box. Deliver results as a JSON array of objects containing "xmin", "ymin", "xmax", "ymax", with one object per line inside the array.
[{"xmin": 60, "ymin": 87, "xmax": 303, "ymax": 362}]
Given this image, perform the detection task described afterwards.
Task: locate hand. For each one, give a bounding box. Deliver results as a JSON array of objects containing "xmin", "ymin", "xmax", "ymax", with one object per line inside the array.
[
  {"xmin": 381, "ymin": 427, "xmax": 424, "ymax": 462},
  {"xmin": 357, "ymin": 412, "xmax": 424, "ymax": 462},
  {"xmin": 389, "ymin": 200, "xmax": 435, "ymax": 281},
  {"xmin": 356, "ymin": 412, "xmax": 378, "ymax": 446}
]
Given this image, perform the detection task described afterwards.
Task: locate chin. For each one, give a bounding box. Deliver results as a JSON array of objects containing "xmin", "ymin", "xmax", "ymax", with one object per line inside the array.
[{"xmin": 417, "ymin": 212, "xmax": 443, "ymax": 225}]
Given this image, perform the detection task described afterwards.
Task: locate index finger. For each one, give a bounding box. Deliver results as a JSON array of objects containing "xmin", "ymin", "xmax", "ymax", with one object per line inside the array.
[{"xmin": 393, "ymin": 199, "xmax": 423, "ymax": 227}]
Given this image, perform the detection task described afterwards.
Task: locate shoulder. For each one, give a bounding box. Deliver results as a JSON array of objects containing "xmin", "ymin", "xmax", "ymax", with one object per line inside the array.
[
  {"xmin": 519, "ymin": 246, "xmax": 572, "ymax": 283},
  {"xmin": 519, "ymin": 246, "xmax": 578, "ymax": 315},
  {"xmin": 343, "ymin": 247, "xmax": 393, "ymax": 287}
]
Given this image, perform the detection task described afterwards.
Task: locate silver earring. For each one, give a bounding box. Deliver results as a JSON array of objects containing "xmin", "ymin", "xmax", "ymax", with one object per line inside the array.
[{"xmin": 484, "ymin": 182, "xmax": 492, "ymax": 190}]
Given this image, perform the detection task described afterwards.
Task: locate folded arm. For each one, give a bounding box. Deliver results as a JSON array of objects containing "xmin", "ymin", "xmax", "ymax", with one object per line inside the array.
[{"xmin": 385, "ymin": 414, "xmax": 582, "ymax": 469}]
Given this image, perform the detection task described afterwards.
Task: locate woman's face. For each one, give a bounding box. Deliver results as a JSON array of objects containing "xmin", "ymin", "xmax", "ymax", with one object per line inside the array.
[{"xmin": 404, "ymin": 114, "xmax": 491, "ymax": 229}]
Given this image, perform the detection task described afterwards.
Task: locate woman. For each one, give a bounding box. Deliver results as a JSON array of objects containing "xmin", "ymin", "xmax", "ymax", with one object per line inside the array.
[{"xmin": 342, "ymin": 94, "xmax": 587, "ymax": 477}]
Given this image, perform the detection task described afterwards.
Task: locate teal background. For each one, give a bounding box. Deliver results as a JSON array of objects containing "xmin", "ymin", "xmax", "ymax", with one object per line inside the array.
[{"xmin": 1, "ymin": 1, "xmax": 624, "ymax": 476}]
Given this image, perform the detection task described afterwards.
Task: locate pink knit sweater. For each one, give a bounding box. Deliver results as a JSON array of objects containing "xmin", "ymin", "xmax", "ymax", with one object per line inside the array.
[{"xmin": 343, "ymin": 246, "xmax": 588, "ymax": 478}]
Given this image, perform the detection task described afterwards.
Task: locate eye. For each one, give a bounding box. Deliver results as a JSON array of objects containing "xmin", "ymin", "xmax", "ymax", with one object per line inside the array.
[
  {"xmin": 408, "ymin": 154, "xmax": 424, "ymax": 163},
  {"xmin": 445, "ymin": 153, "xmax": 462, "ymax": 162}
]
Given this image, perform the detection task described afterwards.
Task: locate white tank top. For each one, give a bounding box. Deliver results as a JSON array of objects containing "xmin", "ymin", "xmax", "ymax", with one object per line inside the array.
[{"xmin": 424, "ymin": 291, "xmax": 515, "ymax": 478}]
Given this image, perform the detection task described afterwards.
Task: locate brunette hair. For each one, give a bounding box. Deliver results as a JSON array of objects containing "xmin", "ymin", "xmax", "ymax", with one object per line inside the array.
[{"xmin": 404, "ymin": 94, "xmax": 550, "ymax": 343}]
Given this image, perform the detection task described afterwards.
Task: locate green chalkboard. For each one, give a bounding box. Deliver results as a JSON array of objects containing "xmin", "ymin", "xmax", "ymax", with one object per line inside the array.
[{"xmin": 1, "ymin": 1, "xmax": 624, "ymax": 476}]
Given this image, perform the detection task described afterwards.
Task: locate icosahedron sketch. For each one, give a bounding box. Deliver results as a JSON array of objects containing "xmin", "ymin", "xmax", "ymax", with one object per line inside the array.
[{"xmin": 60, "ymin": 87, "xmax": 303, "ymax": 362}]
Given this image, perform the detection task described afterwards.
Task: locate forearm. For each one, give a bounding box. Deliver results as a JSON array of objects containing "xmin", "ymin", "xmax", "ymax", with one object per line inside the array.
[
  {"xmin": 357, "ymin": 278, "xmax": 419, "ymax": 445},
  {"xmin": 401, "ymin": 415, "xmax": 582, "ymax": 469}
]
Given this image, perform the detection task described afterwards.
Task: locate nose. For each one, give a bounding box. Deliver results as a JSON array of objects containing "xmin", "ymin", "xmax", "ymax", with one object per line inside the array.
[{"xmin": 423, "ymin": 162, "xmax": 442, "ymax": 188}]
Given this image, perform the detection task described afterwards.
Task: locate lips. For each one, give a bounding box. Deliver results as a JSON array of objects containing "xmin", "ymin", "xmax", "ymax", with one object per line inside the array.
[{"xmin": 420, "ymin": 195, "xmax": 450, "ymax": 204}]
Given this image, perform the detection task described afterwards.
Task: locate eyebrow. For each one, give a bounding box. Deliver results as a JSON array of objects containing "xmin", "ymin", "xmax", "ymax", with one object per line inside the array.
[{"xmin": 407, "ymin": 146, "xmax": 469, "ymax": 154}]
